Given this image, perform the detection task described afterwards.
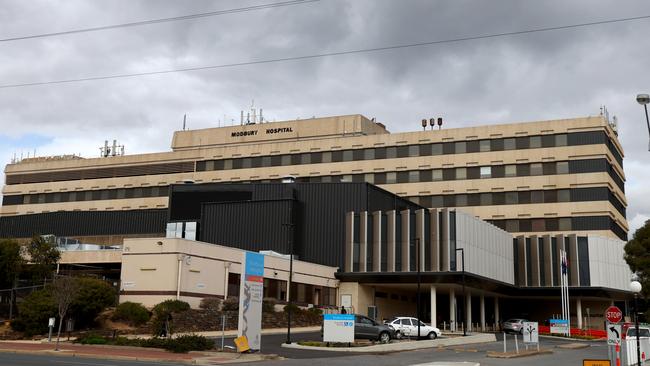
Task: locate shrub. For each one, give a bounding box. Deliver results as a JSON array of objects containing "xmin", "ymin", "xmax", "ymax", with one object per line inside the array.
[
  {"xmin": 307, "ymin": 307, "xmax": 323, "ymax": 316},
  {"xmin": 152, "ymin": 299, "xmax": 190, "ymax": 317},
  {"xmin": 71, "ymin": 278, "xmax": 117, "ymax": 327},
  {"xmin": 221, "ymin": 297, "xmax": 239, "ymax": 311},
  {"xmin": 11, "ymin": 288, "xmax": 56, "ymax": 336},
  {"xmin": 113, "ymin": 302, "xmax": 150, "ymax": 326},
  {"xmin": 165, "ymin": 334, "xmax": 213, "ymax": 353},
  {"xmin": 262, "ymin": 298, "xmax": 277, "ymax": 313},
  {"xmin": 75, "ymin": 334, "xmax": 108, "ymax": 345},
  {"xmin": 151, "ymin": 299, "xmax": 190, "ymax": 336},
  {"xmin": 283, "ymin": 303, "xmax": 300, "ymax": 314},
  {"xmin": 199, "ymin": 297, "xmax": 222, "ymax": 311}
]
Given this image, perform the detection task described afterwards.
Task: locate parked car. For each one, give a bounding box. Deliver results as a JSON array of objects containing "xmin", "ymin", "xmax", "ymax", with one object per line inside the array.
[
  {"xmin": 354, "ymin": 315, "xmax": 396, "ymax": 343},
  {"xmin": 502, "ymin": 318, "xmax": 529, "ymax": 334},
  {"xmin": 385, "ymin": 317, "xmax": 441, "ymax": 340}
]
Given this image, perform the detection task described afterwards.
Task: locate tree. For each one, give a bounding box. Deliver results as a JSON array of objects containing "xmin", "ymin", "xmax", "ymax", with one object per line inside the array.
[
  {"xmin": 11, "ymin": 288, "xmax": 56, "ymax": 336},
  {"xmin": 0, "ymin": 239, "xmax": 24, "ymax": 319},
  {"xmin": 26, "ymin": 235, "xmax": 60, "ymax": 281},
  {"xmin": 624, "ymin": 219, "xmax": 650, "ymax": 298},
  {"xmin": 52, "ymin": 276, "xmax": 79, "ymax": 351},
  {"xmin": 0, "ymin": 239, "xmax": 24, "ymax": 289},
  {"xmin": 70, "ymin": 277, "xmax": 116, "ymax": 327}
]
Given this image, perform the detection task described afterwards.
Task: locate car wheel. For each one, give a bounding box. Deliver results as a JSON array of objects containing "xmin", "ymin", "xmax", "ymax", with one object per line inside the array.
[
  {"xmin": 394, "ymin": 331, "xmax": 403, "ymax": 340},
  {"xmin": 427, "ymin": 332, "xmax": 437, "ymax": 340},
  {"xmin": 379, "ymin": 332, "xmax": 390, "ymax": 344}
]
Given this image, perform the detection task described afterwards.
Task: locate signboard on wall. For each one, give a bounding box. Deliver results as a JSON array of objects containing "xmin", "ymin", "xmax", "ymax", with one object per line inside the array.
[
  {"xmin": 323, "ymin": 314, "xmax": 355, "ymax": 343},
  {"xmin": 238, "ymin": 252, "xmax": 265, "ymax": 350}
]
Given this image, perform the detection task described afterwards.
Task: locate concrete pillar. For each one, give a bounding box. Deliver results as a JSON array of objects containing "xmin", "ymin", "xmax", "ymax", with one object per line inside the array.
[
  {"xmin": 429, "ymin": 208, "xmax": 439, "ymax": 271},
  {"xmin": 466, "ymin": 291, "xmax": 472, "ymax": 333},
  {"xmin": 387, "ymin": 210, "xmax": 396, "ymax": 272},
  {"xmin": 568, "ymin": 234, "xmax": 580, "ymax": 286},
  {"xmin": 530, "ymin": 235, "xmax": 540, "ymax": 287},
  {"xmin": 430, "ymin": 285, "xmax": 437, "ymax": 328},
  {"xmin": 441, "ymin": 209, "xmax": 450, "ymax": 271},
  {"xmin": 416, "ymin": 209, "xmax": 426, "ymax": 271},
  {"xmin": 494, "ymin": 297, "xmax": 500, "ymax": 328},
  {"xmin": 401, "ymin": 209, "xmax": 410, "ymax": 271},
  {"xmin": 577, "ymin": 298, "xmax": 583, "ymax": 329},
  {"xmin": 372, "ymin": 211, "xmax": 382, "ymax": 272},
  {"xmin": 480, "ymin": 294, "xmax": 486, "ymax": 332},
  {"xmin": 449, "ymin": 289, "xmax": 456, "ymax": 332},
  {"xmin": 345, "ymin": 212, "xmax": 355, "ymax": 272},
  {"xmin": 516, "ymin": 236, "xmax": 527, "ymax": 286},
  {"xmin": 359, "ymin": 211, "xmax": 368, "ymax": 272},
  {"xmin": 543, "ymin": 235, "xmax": 553, "ymax": 286}
]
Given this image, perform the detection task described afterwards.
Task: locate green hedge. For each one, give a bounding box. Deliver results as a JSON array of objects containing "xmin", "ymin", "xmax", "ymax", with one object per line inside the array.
[
  {"xmin": 75, "ymin": 334, "xmax": 213, "ymax": 353},
  {"xmin": 112, "ymin": 302, "xmax": 150, "ymax": 326}
]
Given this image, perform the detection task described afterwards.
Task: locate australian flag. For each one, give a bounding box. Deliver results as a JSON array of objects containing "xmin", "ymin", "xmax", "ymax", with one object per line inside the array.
[{"xmin": 561, "ymin": 257, "xmax": 568, "ymax": 275}]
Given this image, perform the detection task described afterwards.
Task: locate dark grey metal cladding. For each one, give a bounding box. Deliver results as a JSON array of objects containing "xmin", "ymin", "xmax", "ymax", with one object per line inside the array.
[
  {"xmin": 0, "ymin": 209, "xmax": 167, "ymax": 238},
  {"xmin": 178, "ymin": 182, "xmax": 422, "ymax": 269},
  {"xmin": 200, "ymin": 199, "xmax": 295, "ymax": 254}
]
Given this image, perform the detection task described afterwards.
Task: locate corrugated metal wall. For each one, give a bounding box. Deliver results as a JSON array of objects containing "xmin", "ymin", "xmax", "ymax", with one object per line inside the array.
[
  {"xmin": 201, "ymin": 199, "xmax": 295, "ymax": 254},
  {"xmin": 185, "ymin": 182, "xmax": 422, "ymax": 268},
  {"xmin": 0, "ymin": 209, "xmax": 167, "ymax": 238}
]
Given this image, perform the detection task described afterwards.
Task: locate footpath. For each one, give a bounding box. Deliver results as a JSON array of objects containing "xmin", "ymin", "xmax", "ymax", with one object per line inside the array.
[{"xmin": 0, "ymin": 326, "xmax": 321, "ymax": 364}]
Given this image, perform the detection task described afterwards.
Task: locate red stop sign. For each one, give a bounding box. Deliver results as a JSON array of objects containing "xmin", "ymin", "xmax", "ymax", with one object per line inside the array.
[{"xmin": 606, "ymin": 306, "xmax": 623, "ymax": 323}]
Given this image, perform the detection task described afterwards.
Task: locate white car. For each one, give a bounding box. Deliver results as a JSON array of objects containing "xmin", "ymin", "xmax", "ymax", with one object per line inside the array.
[{"xmin": 386, "ymin": 317, "xmax": 441, "ymax": 339}]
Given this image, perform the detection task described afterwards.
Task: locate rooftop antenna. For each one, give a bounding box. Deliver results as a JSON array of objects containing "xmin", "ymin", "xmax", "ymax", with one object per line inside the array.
[
  {"xmin": 260, "ymin": 108, "xmax": 264, "ymax": 123},
  {"xmin": 611, "ymin": 115, "xmax": 619, "ymax": 136},
  {"xmin": 182, "ymin": 114, "xmax": 187, "ymax": 131},
  {"xmin": 421, "ymin": 119, "xmax": 427, "ymax": 131},
  {"xmin": 240, "ymin": 110, "xmax": 244, "ymax": 125},
  {"xmin": 437, "ymin": 117, "xmax": 443, "ymax": 130},
  {"xmin": 429, "ymin": 118, "xmax": 435, "ymax": 130}
]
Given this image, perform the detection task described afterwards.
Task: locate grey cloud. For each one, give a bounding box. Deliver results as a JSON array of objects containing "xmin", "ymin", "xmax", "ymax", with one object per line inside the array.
[{"xmin": 1, "ymin": 0, "xmax": 649, "ymax": 236}]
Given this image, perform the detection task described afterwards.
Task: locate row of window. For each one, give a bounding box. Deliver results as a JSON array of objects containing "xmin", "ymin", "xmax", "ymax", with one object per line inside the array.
[
  {"xmin": 5, "ymin": 130, "xmax": 622, "ymax": 186},
  {"xmin": 8, "ymin": 186, "xmax": 171, "ymax": 205},
  {"xmin": 196, "ymin": 131, "xmax": 622, "ymax": 172},
  {"xmin": 1, "ymin": 159, "xmax": 624, "ymax": 209},
  {"xmin": 488, "ymin": 216, "xmax": 626, "ymax": 240},
  {"xmin": 406, "ymin": 187, "xmax": 626, "ymax": 218}
]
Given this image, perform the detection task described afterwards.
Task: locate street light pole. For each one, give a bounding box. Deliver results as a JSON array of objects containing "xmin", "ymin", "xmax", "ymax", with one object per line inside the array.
[
  {"xmin": 455, "ymin": 248, "xmax": 466, "ymax": 336},
  {"xmin": 630, "ymin": 279, "xmax": 642, "ymax": 366},
  {"xmin": 283, "ymin": 222, "xmax": 295, "ymax": 345},
  {"xmin": 636, "ymin": 93, "xmax": 650, "ymax": 151},
  {"xmin": 416, "ymin": 238, "xmax": 421, "ymax": 340}
]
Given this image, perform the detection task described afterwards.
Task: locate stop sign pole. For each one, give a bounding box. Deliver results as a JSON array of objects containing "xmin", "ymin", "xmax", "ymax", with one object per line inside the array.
[{"xmin": 606, "ymin": 306, "xmax": 623, "ymax": 366}]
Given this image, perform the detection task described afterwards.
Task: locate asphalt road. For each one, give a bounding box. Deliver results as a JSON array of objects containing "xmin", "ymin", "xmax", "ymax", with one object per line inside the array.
[
  {"xmin": 0, "ymin": 353, "xmax": 185, "ymax": 366},
  {"xmin": 0, "ymin": 333, "xmax": 609, "ymax": 366},
  {"xmin": 217, "ymin": 331, "xmax": 352, "ymax": 359}
]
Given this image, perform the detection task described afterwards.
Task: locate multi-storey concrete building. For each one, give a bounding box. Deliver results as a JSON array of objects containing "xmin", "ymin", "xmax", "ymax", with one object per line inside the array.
[
  {"xmin": 1, "ymin": 113, "xmax": 627, "ymax": 242},
  {"xmin": 0, "ymin": 114, "xmax": 632, "ymax": 330}
]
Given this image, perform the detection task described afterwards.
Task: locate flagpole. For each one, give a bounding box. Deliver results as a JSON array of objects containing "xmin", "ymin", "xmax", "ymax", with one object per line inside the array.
[{"xmin": 559, "ymin": 249, "xmax": 566, "ymax": 336}]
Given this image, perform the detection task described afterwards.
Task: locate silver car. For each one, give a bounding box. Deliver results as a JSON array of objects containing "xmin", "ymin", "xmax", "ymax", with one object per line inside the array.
[
  {"xmin": 502, "ymin": 318, "xmax": 529, "ymax": 334},
  {"xmin": 386, "ymin": 317, "xmax": 441, "ymax": 339}
]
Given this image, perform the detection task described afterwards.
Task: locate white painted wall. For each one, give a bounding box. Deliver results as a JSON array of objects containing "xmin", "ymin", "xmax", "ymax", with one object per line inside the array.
[
  {"xmin": 454, "ymin": 210, "xmax": 514, "ymax": 285},
  {"xmin": 587, "ymin": 235, "xmax": 632, "ymax": 291}
]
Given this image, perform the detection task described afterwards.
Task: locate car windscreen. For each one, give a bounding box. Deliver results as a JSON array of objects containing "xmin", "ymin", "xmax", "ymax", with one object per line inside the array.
[{"xmin": 628, "ymin": 328, "xmax": 650, "ymax": 337}]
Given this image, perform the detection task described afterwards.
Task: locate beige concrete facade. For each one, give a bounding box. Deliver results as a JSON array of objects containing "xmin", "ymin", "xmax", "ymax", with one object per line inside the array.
[
  {"xmin": 118, "ymin": 237, "xmax": 338, "ymax": 308},
  {"xmin": 2, "ymin": 114, "xmax": 626, "ymax": 240}
]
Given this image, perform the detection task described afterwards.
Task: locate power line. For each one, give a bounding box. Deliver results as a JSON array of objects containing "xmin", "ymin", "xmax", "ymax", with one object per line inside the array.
[
  {"xmin": 0, "ymin": 0, "xmax": 319, "ymax": 42},
  {"xmin": 2, "ymin": 13, "xmax": 649, "ymax": 89}
]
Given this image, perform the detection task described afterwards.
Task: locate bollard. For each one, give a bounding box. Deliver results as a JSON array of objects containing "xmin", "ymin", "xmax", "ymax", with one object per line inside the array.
[
  {"xmin": 514, "ymin": 333, "xmax": 519, "ymax": 354},
  {"xmin": 220, "ymin": 314, "xmax": 226, "ymax": 351},
  {"xmin": 503, "ymin": 332, "xmax": 507, "ymax": 353}
]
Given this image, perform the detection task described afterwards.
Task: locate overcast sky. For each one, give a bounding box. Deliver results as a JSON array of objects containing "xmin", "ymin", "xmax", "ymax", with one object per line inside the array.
[{"xmin": 1, "ymin": 0, "xmax": 649, "ymax": 236}]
